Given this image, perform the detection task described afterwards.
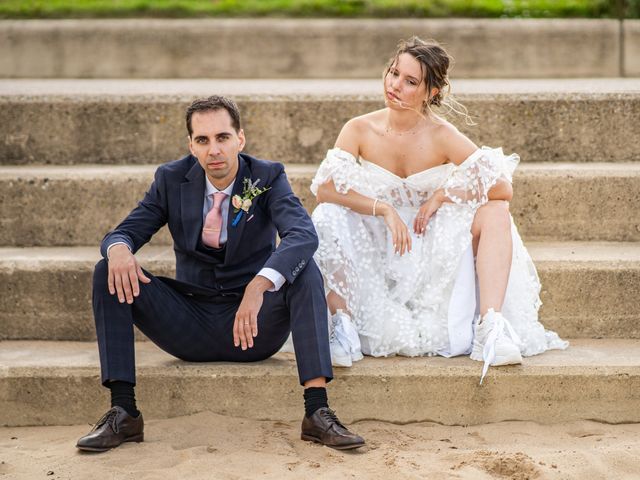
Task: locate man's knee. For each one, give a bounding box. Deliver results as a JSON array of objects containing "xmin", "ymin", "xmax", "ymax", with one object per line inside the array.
[{"xmin": 93, "ymin": 259, "xmax": 109, "ymax": 290}]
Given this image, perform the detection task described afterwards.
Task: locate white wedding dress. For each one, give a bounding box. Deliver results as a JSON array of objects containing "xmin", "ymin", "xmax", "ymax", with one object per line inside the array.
[{"xmin": 310, "ymin": 147, "xmax": 568, "ymax": 359}]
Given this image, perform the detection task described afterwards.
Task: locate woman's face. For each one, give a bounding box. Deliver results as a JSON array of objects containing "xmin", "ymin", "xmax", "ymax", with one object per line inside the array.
[{"xmin": 384, "ymin": 52, "xmax": 428, "ymax": 111}]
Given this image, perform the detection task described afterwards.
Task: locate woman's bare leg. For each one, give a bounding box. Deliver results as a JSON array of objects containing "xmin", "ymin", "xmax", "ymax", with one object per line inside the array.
[
  {"xmin": 471, "ymin": 200, "xmax": 513, "ymax": 316},
  {"xmin": 327, "ymin": 290, "xmax": 348, "ymax": 316}
]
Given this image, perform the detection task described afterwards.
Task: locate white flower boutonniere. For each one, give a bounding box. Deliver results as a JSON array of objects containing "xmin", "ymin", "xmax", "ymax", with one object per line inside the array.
[{"xmin": 231, "ymin": 178, "xmax": 270, "ymax": 227}]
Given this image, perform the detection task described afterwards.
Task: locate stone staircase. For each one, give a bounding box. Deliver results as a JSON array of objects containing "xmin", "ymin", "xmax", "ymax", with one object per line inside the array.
[{"xmin": 1, "ymin": 19, "xmax": 639, "ymax": 428}]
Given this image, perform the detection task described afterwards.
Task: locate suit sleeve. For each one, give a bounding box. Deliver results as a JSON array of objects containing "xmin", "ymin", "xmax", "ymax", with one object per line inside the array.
[
  {"xmin": 99, "ymin": 166, "xmax": 169, "ymax": 259},
  {"xmin": 261, "ymin": 165, "xmax": 319, "ymax": 284}
]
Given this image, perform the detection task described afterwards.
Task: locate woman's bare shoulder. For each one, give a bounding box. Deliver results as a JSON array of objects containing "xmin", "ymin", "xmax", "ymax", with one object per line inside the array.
[
  {"xmin": 432, "ymin": 118, "xmax": 478, "ymax": 165},
  {"xmin": 335, "ymin": 110, "xmax": 386, "ymax": 157}
]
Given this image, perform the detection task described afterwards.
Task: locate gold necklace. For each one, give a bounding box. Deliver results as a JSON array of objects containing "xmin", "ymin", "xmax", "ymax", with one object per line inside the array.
[{"xmin": 384, "ymin": 118, "xmax": 423, "ymax": 136}]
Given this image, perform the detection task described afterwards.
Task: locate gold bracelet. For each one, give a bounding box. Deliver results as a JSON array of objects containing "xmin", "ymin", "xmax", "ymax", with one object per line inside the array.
[{"xmin": 372, "ymin": 198, "xmax": 379, "ymax": 216}]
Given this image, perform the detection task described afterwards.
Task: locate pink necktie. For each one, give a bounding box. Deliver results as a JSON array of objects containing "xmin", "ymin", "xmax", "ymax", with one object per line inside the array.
[{"xmin": 202, "ymin": 192, "xmax": 227, "ymax": 248}]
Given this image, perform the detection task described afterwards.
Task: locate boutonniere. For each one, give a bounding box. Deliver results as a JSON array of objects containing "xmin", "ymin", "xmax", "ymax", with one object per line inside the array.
[{"xmin": 231, "ymin": 178, "xmax": 271, "ymax": 227}]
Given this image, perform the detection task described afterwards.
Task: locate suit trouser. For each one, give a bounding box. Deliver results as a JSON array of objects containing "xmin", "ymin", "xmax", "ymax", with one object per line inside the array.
[{"xmin": 92, "ymin": 259, "xmax": 333, "ymax": 386}]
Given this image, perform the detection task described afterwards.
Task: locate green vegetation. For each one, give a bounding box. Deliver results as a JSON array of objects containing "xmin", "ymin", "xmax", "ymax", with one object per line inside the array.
[{"xmin": 0, "ymin": 0, "xmax": 635, "ymax": 19}]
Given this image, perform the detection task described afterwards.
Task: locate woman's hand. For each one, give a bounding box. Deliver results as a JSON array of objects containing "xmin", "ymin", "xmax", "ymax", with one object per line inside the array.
[
  {"xmin": 380, "ymin": 203, "xmax": 412, "ymax": 255},
  {"xmin": 414, "ymin": 190, "xmax": 445, "ymax": 235}
]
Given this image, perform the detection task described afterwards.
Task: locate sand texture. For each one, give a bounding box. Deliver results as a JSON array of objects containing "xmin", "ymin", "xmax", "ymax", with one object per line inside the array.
[{"xmin": 1, "ymin": 412, "xmax": 639, "ymax": 479}]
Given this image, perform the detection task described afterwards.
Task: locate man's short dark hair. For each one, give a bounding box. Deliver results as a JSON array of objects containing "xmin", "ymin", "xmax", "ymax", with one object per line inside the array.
[{"xmin": 185, "ymin": 95, "xmax": 242, "ymax": 136}]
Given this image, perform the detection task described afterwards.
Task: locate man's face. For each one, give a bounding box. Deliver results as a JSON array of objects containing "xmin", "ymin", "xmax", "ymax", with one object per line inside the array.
[{"xmin": 189, "ymin": 109, "xmax": 245, "ymax": 189}]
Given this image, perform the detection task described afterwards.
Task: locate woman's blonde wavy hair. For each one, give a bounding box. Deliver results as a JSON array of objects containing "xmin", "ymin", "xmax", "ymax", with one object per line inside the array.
[{"xmin": 384, "ymin": 36, "xmax": 475, "ymax": 126}]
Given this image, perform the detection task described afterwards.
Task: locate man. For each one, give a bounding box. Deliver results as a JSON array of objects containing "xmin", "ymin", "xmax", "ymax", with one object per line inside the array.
[{"xmin": 76, "ymin": 96, "xmax": 365, "ymax": 452}]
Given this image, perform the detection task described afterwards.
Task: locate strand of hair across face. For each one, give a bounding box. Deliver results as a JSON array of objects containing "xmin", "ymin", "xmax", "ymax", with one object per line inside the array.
[{"xmin": 381, "ymin": 75, "xmax": 475, "ymax": 127}]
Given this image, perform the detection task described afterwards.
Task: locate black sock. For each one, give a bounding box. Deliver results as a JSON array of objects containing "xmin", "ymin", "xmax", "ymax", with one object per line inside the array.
[
  {"xmin": 108, "ymin": 381, "xmax": 140, "ymax": 418},
  {"xmin": 303, "ymin": 387, "xmax": 328, "ymax": 418}
]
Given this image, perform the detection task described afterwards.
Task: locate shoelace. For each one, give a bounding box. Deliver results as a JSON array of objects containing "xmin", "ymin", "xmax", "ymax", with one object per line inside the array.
[
  {"xmin": 92, "ymin": 409, "xmax": 119, "ymax": 434},
  {"xmin": 320, "ymin": 408, "xmax": 346, "ymax": 430},
  {"xmin": 480, "ymin": 312, "xmax": 522, "ymax": 385}
]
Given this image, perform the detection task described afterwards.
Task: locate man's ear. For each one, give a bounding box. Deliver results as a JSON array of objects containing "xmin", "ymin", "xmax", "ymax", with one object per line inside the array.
[
  {"xmin": 238, "ymin": 129, "xmax": 246, "ymax": 151},
  {"xmin": 187, "ymin": 135, "xmax": 195, "ymax": 156}
]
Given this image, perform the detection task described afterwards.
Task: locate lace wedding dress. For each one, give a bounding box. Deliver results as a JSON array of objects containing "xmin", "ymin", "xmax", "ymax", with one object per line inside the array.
[{"xmin": 310, "ymin": 147, "xmax": 568, "ymax": 360}]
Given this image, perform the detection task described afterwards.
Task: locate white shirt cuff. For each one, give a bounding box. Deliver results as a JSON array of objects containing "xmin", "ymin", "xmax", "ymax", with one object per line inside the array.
[
  {"xmin": 258, "ymin": 268, "xmax": 286, "ymax": 292},
  {"xmin": 106, "ymin": 242, "xmax": 131, "ymax": 258}
]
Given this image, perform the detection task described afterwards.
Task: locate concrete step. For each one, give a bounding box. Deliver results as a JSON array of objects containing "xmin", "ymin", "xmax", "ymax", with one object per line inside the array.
[
  {"xmin": 627, "ymin": 21, "xmax": 640, "ymax": 76},
  {"xmin": 1, "ymin": 163, "xmax": 639, "ymax": 246},
  {"xmin": 0, "ymin": 19, "xmax": 625, "ymax": 79},
  {"xmin": 1, "ymin": 79, "xmax": 639, "ymax": 165},
  {"xmin": 1, "ymin": 339, "xmax": 638, "ymax": 427},
  {"xmin": 1, "ymin": 243, "xmax": 638, "ymax": 342}
]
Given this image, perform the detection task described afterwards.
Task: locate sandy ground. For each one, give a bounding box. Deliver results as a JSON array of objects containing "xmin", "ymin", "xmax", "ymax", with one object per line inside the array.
[{"xmin": 1, "ymin": 412, "xmax": 639, "ymax": 480}]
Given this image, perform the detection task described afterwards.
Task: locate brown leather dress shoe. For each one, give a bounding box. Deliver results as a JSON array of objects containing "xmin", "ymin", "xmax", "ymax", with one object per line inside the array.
[
  {"xmin": 76, "ymin": 406, "xmax": 144, "ymax": 452},
  {"xmin": 301, "ymin": 407, "xmax": 365, "ymax": 450}
]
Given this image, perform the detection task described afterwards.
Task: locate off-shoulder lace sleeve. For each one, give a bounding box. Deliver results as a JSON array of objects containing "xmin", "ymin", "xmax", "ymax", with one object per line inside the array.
[
  {"xmin": 310, "ymin": 148, "xmax": 372, "ymax": 197},
  {"xmin": 443, "ymin": 146, "xmax": 519, "ymax": 209}
]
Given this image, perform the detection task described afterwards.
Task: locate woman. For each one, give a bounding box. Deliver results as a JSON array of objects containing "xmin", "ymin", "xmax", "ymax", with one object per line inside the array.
[{"xmin": 311, "ymin": 37, "xmax": 567, "ymax": 382}]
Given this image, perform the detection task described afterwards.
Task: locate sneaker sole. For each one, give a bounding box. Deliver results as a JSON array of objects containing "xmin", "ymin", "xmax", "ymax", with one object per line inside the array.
[
  {"xmin": 469, "ymin": 349, "xmax": 523, "ymax": 366},
  {"xmin": 492, "ymin": 353, "xmax": 523, "ymax": 366},
  {"xmin": 76, "ymin": 433, "xmax": 144, "ymax": 452},
  {"xmin": 331, "ymin": 355, "xmax": 352, "ymax": 368},
  {"xmin": 301, "ymin": 433, "xmax": 365, "ymax": 450}
]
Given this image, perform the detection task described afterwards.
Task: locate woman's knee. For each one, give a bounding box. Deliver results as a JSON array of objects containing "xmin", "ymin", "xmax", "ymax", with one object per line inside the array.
[{"xmin": 472, "ymin": 201, "xmax": 511, "ymax": 234}]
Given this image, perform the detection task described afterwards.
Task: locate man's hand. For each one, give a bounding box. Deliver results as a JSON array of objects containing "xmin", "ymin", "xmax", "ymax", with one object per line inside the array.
[
  {"xmin": 233, "ymin": 276, "xmax": 273, "ymax": 350},
  {"xmin": 107, "ymin": 244, "xmax": 151, "ymax": 304}
]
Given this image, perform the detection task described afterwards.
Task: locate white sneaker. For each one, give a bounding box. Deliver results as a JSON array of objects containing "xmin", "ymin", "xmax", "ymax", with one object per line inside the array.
[
  {"xmin": 329, "ymin": 310, "xmax": 363, "ymax": 367},
  {"xmin": 470, "ymin": 309, "xmax": 523, "ymax": 384}
]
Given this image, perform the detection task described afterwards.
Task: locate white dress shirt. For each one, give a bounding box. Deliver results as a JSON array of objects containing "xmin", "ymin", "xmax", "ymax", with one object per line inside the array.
[{"xmin": 107, "ymin": 174, "xmax": 286, "ymax": 292}]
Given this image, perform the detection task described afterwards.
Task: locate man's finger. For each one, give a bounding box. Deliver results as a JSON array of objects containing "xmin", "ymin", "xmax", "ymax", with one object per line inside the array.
[
  {"xmin": 121, "ymin": 273, "xmax": 134, "ymax": 304},
  {"xmin": 137, "ymin": 264, "xmax": 151, "ymax": 284},
  {"xmin": 243, "ymin": 318, "xmax": 253, "ymax": 348},
  {"xmin": 128, "ymin": 268, "xmax": 140, "ymax": 298},
  {"xmin": 114, "ymin": 274, "xmax": 125, "ymax": 303},
  {"xmin": 233, "ymin": 316, "xmax": 240, "ymax": 347},
  {"xmin": 236, "ymin": 314, "xmax": 247, "ymax": 349},
  {"xmin": 108, "ymin": 268, "xmax": 116, "ymax": 295},
  {"xmin": 238, "ymin": 313, "xmax": 248, "ymax": 350},
  {"xmin": 252, "ymin": 313, "xmax": 259, "ymax": 338}
]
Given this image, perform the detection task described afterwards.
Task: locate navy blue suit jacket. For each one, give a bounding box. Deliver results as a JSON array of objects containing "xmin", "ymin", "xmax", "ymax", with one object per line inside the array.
[{"xmin": 101, "ymin": 153, "xmax": 319, "ymax": 295}]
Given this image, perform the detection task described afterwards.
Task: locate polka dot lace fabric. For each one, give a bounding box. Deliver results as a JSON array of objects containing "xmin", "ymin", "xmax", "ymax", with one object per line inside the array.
[{"xmin": 311, "ymin": 147, "xmax": 568, "ymax": 358}]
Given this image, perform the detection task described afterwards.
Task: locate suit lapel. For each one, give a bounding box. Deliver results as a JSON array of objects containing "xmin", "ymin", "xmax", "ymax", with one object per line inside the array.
[
  {"xmin": 181, "ymin": 158, "xmax": 206, "ymax": 253},
  {"xmin": 224, "ymin": 155, "xmax": 249, "ymax": 264}
]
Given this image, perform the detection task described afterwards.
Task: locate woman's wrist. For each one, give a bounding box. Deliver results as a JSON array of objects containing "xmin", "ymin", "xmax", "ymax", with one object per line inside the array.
[{"xmin": 375, "ymin": 201, "xmax": 390, "ymax": 217}]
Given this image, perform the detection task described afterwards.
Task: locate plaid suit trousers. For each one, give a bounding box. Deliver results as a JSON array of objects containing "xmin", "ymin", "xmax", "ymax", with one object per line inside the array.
[{"xmin": 92, "ymin": 258, "xmax": 333, "ymax": 386}]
